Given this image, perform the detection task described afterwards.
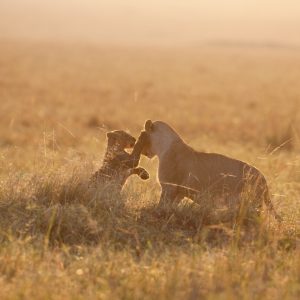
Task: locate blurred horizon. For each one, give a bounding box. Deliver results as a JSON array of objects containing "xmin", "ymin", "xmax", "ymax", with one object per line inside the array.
[{"xmin": 1, "ymin": 0, "xmax": 300, "ymax": 47}]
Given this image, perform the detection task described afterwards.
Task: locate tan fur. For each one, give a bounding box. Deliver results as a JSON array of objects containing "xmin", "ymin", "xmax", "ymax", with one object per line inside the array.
[
  {"xmin": 90, "ymin": 130, "xmax": 149, "ymax": 191},
  {"xmin": 142, "ymin": 120, "xmax": 281, "ymax": 221}
]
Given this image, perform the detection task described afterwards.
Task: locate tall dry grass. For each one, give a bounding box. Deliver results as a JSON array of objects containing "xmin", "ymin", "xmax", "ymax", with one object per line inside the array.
[{"xmin": 0, "ymin": 161, "xmax": 299, "ymax": 299}]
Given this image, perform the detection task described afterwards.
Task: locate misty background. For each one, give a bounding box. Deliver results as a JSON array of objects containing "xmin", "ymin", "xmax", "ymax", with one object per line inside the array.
[{"xmin": 1, "ymin": 0, "xmax": 300, "ymax": 46}]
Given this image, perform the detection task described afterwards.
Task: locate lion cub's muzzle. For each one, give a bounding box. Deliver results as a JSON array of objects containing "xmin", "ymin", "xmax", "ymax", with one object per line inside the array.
[{"xmin": 125, "ymin": 137, "xmax": 136, "ymax": 149}]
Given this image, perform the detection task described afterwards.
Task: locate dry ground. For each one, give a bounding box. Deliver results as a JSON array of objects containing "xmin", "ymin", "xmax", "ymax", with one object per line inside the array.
[{"xmin": 0, "ymin": 39, "xmax": 299, "ymax": 299}]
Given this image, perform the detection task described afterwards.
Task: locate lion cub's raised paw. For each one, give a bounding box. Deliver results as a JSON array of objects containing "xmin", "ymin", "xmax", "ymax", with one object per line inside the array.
[{"xmin": 134, "ymin": 167, "xmax": 150, "ymax": 180}]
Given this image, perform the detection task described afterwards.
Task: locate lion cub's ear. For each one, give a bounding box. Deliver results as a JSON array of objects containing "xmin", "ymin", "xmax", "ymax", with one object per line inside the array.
[
  {"xmin": 106, "ymin": 131, "xmax": 116, "ymax": 140},
  {"xmin": 144, "ymin": 120, "xmax": 153, "ymax": 132}
]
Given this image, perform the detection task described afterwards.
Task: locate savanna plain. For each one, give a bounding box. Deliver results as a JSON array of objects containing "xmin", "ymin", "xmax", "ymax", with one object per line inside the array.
[{"xmin": 0, "ymin": 40, "xmax": 299, "ymax": 299}]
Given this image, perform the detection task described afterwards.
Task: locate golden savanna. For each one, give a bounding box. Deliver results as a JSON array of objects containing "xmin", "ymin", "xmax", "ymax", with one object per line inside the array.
[{"xmin": 0, "ymin": 1, "xmax": 299, "ymax": 299}]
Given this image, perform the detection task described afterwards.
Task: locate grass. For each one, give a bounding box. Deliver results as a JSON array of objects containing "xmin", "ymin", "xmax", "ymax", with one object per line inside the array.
[
  {"xmin": 0, "ymin": 163, "xmax": 298, "ymax": 299},
  {"xmin": 0, "ymin": 39, "xmax": 299, "ymax": 299}
]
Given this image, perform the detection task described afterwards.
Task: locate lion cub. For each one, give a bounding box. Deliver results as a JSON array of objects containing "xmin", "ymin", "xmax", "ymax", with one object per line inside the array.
[{"xmin": 90, "ymin": 130, "xmax": 149, "ymax": 190}]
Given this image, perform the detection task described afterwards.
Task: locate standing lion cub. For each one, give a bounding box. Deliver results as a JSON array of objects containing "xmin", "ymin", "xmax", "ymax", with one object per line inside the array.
[
  {"xmin": 141, "ymin": 120, "xmax": 281, "ymax": 222},
  {"xmin": 90, "ymin": 130, "xmax": 149, "ymax": 191}
]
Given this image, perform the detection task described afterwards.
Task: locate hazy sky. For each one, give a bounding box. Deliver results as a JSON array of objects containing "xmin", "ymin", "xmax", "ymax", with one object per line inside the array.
[{"xmin": 1, "ymin": 0, "xmax": 300, "ymax": 45}]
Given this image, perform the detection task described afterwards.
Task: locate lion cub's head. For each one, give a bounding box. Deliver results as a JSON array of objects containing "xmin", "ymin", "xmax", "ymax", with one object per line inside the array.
[{"xmin": 106, "ymin": 130, "xmax": 136, "ymax": 150}]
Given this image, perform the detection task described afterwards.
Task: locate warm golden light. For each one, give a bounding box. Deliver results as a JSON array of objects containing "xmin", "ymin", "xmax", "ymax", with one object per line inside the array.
[
  {"xmin": 0, "ymin": 1, "xmax": 299, "ymax": 299},
  {"xmin": 1, "ymin": 0, "xmax": 300, "ymax": 45}
]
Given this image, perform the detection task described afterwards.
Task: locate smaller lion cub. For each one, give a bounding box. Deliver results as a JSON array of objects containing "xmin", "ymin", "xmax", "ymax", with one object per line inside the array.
[{"xmin": 90, "ymin": 130, "xmax": 149, "ymax": 190}]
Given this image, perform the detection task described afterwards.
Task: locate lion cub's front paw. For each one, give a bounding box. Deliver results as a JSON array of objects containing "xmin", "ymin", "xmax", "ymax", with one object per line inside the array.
[{"xmin": 136, "ymin": 167, "xmax": 149, "ymax": 180}]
